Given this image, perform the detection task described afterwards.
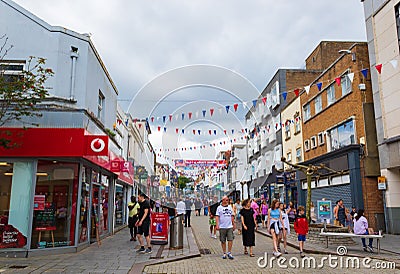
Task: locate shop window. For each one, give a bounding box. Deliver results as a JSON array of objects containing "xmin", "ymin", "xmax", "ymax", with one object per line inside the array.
[
  {"xmin": 78, "ymin": 167, "xmax": 90, "ymax": 244},
  {"xmin": 90, "ymin": 173, "xmax": 110, "ymax": 240},
  {"xmin": 315, "ymin": 95, "xmax": 322, "ymax": 115},
  {"xmin": 31, "ymin": 161, "xmax": 79, "ymax": 249},
  {"xmin": 115, "ymin": 184, "xmax": 126, "ymax": 228},
  {"xmin": 328, "ymin": 119, "xmax": 355, "ymax": 151},
  {"xmin": 304, "ymin": 140, "xmax": 310, "ymax": 151},
  {"xmin": 0, "ymin": 162, "xmax": 34, "ymax": 249}
]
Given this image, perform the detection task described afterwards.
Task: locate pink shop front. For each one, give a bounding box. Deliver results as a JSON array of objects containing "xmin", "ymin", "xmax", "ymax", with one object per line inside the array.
[{"xmin": 0, "ymin": 128, "xmax": 134, "ymax": 257}]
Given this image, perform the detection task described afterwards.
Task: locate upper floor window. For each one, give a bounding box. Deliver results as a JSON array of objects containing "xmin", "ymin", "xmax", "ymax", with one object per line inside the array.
[
  {"xmin": 396, "ymin": 3, "xmax": 400, "ymax": 50},
  {"xmin": 270, "ymin": 81, "xmax": 280, "ymax": 109},
  {"xmin": 286, "ymin": 151, "xmax": 292, "ymax": 163},
  {"xmin": 284, "ymin": 121, "xmax": 291, "ymax": 140},
  {"xmin": 304, "ymin": 139, "xmax": 310, "ymax": 151},
  {"xmin": 296, "ymin": 147, "xmax": 302, "ymax": 162},
  {"xmin": 294, "ymin": 113, "xmax": 301, "ymax": 134},
  {"xmin": 328, "ymin": 119, "xmax": 355, "ymax": 151},
  {"xmin": 327, "ymin": 84, "xmax": 336, "ymax": 106},
  {"xmin": 315, "ymin": 95, "xmax": 322, "ymax": 114},
  {"xmin": 303, "ymin": 103, "xmax": 311, "ymax": 121},
  {"xmin": 97, "ymin": 90, "xmax": 105, "ymax": 120},
  {"xmin": 311, "ymin": 136, "xmax": 317, "ymax": 149},
  {"xmin": 318, "ymin": 132, "xmax": 325, "ymax": 146},
  {"xmin": 341, "ymin": 74, "xmax": 352, "ymax": 96},
  {"xmin": 0, "ymin": 62, "xmax": 24, "ymax": 83}
]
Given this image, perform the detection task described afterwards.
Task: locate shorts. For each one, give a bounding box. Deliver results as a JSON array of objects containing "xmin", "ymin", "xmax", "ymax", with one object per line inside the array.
[
  {"xmin": 262, "ymin": 214, "xmax": 267, "ymax": 222},
  {"xmin": 298, "ymin": 234, "xmax": 306, "ymax": 242},
  {"xmin": 219, "ymin": 228, "xmax": 234, "ymax": 242},
  {"xmin": 137, "ymin": 221, "xmax": 150, "ymax": 237},
  {"xmin": 209, "ymin": 217, "xmax": 216, "ymax": 226}
]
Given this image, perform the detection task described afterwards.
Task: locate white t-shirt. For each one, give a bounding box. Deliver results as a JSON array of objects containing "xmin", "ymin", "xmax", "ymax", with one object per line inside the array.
[
  {"xmin": 216, "ymin": 204, "xmax": 234, "ymax": 229},
  {"xmin": 176, "ymin": 201, "xmax": 186, "ymax": 215}
]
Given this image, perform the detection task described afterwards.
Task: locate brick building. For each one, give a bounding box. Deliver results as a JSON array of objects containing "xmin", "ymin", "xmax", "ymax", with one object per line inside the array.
[{"xmin": 297, "ymin": 41, "xmax": 383, "ymax": 229}]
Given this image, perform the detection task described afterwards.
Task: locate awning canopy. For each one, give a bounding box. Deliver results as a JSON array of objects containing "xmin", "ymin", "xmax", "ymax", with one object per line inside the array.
[{"xmin": 250, "ymin": 177, "xmax": 266, "ymax": 189}]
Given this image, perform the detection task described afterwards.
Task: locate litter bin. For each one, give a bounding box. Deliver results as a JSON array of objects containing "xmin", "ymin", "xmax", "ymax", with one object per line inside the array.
[{"xmin": 170, "ymin": 214, "xmax": 184, "ymax": 249}]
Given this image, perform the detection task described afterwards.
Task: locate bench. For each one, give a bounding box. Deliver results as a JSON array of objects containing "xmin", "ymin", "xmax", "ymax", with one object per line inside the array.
[{"xmin": 319, "ymin": 228, "xmax": 384, "ymax": 254}]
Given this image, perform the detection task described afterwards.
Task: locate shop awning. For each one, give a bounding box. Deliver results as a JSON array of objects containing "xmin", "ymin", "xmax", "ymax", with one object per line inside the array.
[{"xmin": 250, "ymin": 177, "xmax": 266, "ymax": 189}]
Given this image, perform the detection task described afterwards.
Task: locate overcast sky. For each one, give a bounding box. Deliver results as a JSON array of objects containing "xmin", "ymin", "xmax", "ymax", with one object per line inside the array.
[{"xmin": 13, "ymin": 0, "xmax": 367, "ymax": 162}]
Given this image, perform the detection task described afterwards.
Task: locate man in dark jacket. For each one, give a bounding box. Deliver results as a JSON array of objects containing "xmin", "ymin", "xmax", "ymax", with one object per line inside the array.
[{"xmin": 184, "ymin": 197, "xmax": 193, "ymax": 227}]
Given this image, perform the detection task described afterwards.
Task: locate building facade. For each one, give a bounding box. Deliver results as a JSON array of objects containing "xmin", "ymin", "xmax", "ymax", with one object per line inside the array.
[{"xmin": 362, "ymin": 0, "xmax": 400, "ymax": 233}]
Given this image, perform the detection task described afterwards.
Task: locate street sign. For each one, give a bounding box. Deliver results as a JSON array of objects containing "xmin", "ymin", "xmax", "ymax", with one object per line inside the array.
[
  {"xmin": 317, "ymin": 200, "xmax": 332, "ymax": 224},
  {"xmin": 378, "ymin": 176, "xmax": 387, "ymax": 190}
]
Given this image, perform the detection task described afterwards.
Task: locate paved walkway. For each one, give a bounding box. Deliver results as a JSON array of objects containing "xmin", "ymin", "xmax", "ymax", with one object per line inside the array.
[
  {"xmin": 143, "ymin": 216, "xmax": 399, "ymax": 274},
  {"xmin": 0, "ymin": 224, "xmax": 197, "ymax": 274}
]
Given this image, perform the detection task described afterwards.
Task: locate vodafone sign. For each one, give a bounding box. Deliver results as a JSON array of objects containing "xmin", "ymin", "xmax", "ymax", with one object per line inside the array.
[{"xmin": 85, "ymin": 135, "xmax": 108, "ymax": 156}]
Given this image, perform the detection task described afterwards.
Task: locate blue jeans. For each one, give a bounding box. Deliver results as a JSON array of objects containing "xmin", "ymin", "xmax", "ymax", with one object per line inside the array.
[{"xmin": 361, "ymin": 230, "xmax": 373, "ymax": 247}]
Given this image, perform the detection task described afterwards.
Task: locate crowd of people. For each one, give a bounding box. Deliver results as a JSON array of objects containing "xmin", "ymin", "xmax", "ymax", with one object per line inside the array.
[{"xmin": 127, "ymin": 194, "xmax": 377, "ymax": 258}]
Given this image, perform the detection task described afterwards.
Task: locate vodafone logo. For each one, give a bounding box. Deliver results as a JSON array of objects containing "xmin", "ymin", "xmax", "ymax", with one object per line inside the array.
[{"xmin": 90, "ymin": 138, "xmax": 106, "ymax": 153}]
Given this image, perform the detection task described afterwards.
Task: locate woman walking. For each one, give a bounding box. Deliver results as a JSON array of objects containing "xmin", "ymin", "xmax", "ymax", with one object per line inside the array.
[
  {"xmin": 267, "ymin": 199, "xmax": 284, "ymax": 257},
  {"xmin": 287, "ymin": 201, "xmax": 296, "ymax": 223},
  {"xmin": 260, "ymin": 199, "xmax": 268, "ymax": 229},
  {"xmin": 278, "ymin": 202, "xmax": 290, "ymax": 254},
  {"xmin": 240, "ymin": 199, "xmax": 257, "ymax": 257}
]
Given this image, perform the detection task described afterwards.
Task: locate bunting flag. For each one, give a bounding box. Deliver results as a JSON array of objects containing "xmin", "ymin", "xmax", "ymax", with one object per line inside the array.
[
  {"xmin": 202, "ymin": 110, "xmax": 206, "ymax": 117},
  {"xmin": 390, "ymin": 59, "xmax": 398, "ymax": 69},
  {"xmin": 225, "ymin": 105, "xmax": 230, "ymax": 113},
  {"xmin": 348, "ymin": 72, "xmax": 354, "ymax": 83},
  {"xmin": 117, "ymin": 119, "xmax": 122, "ymax": 125},
  {"xmin": 162, "ymin": 116, "xmax": 166, "ymax": 123},
  {"xmin": 176, "ymin": 128, "xmax": 179, "ymax": 134},
  {"xmin": 209, "ymin": 130, "xmax": 212, "ymax": 135},
  {"xmin": 282, "ymin": 91, "xmax": 288, "ymax": 101},
  {"xmin": 195, "ymin": 111, "xmax": 199, "ymax": 118},
  {"xmin": 224, "ymin": 129, "xmax": 227, "ymax": 135},
  {"xmin": 169, "ymin": 115, "xmax": 172, "ymax": 122},
  {"xmin": 181, "ymin": 129, "xmax": 184, "ymax": 134},
  {"xmin": 335, "ymin": 77, "xmax": 341, "ymax": 86},
  {"xmin": 375, "ymin": 64, "xmax": 382, "ymax": 74},
  {"xmin": 188, "ymin": 112, "xmax": 192, "ymax": 119},
  {"xmin": 294, "ymin": 89, "xmax": 300, "ymax": 97},
  {"xmin": 252, "ymin": 99, "xmax": 257, "ymax": 108},
  {"xmin": 164, "ymin": 127, "xmax": 167, "ymax": 132},
  {"xmin": 316, "ymin": 82, "xmax": 322, "ymax": 91},
  {"xmin": 233, "ymin": 103, "xmax": 238, "ymax": 111},
  {"xmin": 181, "ymin": 113, "xmax": 185, "ymax": 120},
  {"xmin": 231, "ymin": 129, "xmax": 234, "ymax": 134},
  {"xmin": 262, "ymin": 97, "xmax": 267, "ymax": 105},
  {"xmin": 210, "ymin": 108, "xmax": 214, "ymax": 116},
  {"xmin": 305, "ymin": 85, "xmax": 310, "ymax": 95},
  {"xmin": 157, "ymin": 126, "xmax": 161, "ymax": 131},
  {"xmin": 361, "ymin": 68, "xmax": 369, "ymax": 78},
  {"xmin": 138, "ymin": 123, "xmax": 142, "ymax": 129},
  {"xmin": 151, "ymin": 117, "xmax": 154, "ymax": 123},
  {"xmin": 193, "ymin": 129, "xmax": 196, "ymax": 135},
  {"xmin": 214, "ymin": 130, "xmax": 217, "ymax": 135},
  {"xmin": 125, "ymin": 119, "xmax": 129, "ymax": 126},
  {"xmin": 198, "ymin": 129, "xmax": 201, "ymax": 135}
]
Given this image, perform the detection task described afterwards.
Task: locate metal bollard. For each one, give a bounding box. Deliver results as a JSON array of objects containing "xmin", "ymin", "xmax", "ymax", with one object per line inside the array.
[{"xmin": 170, "ymin": 214, "xmax": 184, "ymax": 249}]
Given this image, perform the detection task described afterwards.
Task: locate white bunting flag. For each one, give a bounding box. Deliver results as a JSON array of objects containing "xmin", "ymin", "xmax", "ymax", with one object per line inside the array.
[
  {"xmin": 390, "ymin": 59, "xmax": 398, "ymax": 69},
  {"xmin": 304, "ymin": 85, "xmax": 310, "ymax": 95},
  {"xmin": 347, "ymin": 72, "xmax": 354, "ymax": 83}
]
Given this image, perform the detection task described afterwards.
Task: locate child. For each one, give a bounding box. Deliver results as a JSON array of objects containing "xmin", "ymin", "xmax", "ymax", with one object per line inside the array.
[{"xmin": 294, "ymin": 205, "xmax": 308, "ymax": 258}]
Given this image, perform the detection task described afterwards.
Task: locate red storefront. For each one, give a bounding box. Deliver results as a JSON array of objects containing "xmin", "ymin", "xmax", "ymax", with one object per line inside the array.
[{"xmin": 0, "ymin": 128, "xmax": 133, "ymax": 256}]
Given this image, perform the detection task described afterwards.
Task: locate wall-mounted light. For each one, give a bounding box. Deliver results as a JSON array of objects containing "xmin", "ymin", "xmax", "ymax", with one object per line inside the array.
[{"xmin": 338, "ymin": 49, "xmax": 356, "ymax": 62}]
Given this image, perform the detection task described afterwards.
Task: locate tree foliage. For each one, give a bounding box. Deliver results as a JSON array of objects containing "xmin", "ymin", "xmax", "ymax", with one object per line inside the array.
[
  {"xmin": 0, "ymin": 35, "xmax": 54, "ymax": 148},
  {"xmin": 178, "ymin": 176, "xmax": 190, "ymax": 190}
]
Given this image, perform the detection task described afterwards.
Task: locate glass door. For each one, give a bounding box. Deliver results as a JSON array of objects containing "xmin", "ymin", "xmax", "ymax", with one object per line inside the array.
[{"xmin": 90, "ymin": 183, "xmax": 100, "ymax": 243}]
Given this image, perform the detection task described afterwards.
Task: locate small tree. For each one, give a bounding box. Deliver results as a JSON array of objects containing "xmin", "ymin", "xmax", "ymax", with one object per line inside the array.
[
  {"xmin": 0, "ymin": 35, "xmax": 54, "ymax": 148},
  {"xmin": 178, "ymin": 176, "xmax": 189, "ymax": 190}
]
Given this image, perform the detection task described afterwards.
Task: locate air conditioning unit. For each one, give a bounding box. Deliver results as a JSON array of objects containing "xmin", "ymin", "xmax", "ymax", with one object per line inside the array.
[{"xmin": 358, "ymin": 83, "xmax": 366, "ymax": 91}]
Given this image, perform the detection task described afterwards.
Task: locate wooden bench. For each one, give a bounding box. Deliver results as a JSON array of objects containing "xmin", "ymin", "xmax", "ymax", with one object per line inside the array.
[{"xmin": 319, "ymin": 228, "xmax": 384, "ymax": 254}]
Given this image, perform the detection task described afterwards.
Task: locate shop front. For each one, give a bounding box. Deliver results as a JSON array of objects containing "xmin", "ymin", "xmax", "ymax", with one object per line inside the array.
[{"xmin": 0, "ymin": 128, "xmax": 133, "ymax": 256}]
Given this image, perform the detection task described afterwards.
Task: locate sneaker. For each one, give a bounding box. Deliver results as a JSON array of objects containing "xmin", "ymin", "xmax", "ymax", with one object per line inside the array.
[
  {"xmin": 227, "ymin": 252, "xmax": 234, "ymax": 260},
  {"xmin": 222, "ymin": 253, "xmax": 227, "ymax": 259},
  {"xmin": 212, "ymin": 234, "xmax": 217, "ymax": 239},
  {"xmin": 300, "ymin": 252, "xmax": 305, "ymax": 258},
  {"xmin": 144, "ymin": 248, "xmax": 152, "ymax": 254},
  {"xmin": 136, "ymin": 247, "xmax": 145, "ymax": 253},
  {"xmin": 367, "ymin": 246, "xmax": 374, "ymax": 253},
  {"xmin": 277, "ymin": 246, "xmax": 281, "ymax": 252},
  {"xmin": 284, "ymin": 250, "xmax": 288, "ymax": 254},
  {"xmin": 273, "ymin": 251, "xmax": 282, "ymax": 257},
  {"xmin": 130, "ymin": 238, "xmax": 134, "ymax": 241}
]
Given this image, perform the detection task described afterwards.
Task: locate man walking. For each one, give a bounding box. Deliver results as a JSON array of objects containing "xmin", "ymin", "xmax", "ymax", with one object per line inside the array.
[
  {"xmin": 135, "ymin": 193, "xmax": 152, "ymax": 254},
  {"xmin": 184, "ymin": 196, "xmax": 193, "ymax": 227},
  {"xmin": 128, "ymin": 196, "xmax": 140, "ymax": 241},
  {"xmin": 216, "ymin": 196, "xmax": 236, "ymax": 259}
]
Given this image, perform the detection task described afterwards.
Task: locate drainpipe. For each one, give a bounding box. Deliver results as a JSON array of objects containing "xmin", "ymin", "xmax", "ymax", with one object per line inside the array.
[{"xmin": 70, "ymin": 46, "xmax": 79, "ymax": 100}]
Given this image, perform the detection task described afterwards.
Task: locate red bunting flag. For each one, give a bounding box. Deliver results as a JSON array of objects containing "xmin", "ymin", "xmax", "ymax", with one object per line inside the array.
[
  {"xmin": 262, "ymin": 97, "xmax": 267, "ymax": 105},
  {"xmin": 375, "ymin": 64, "xmax": 382, "ymax": 74},
  {"xmin": 233, "ymin": 104, "xmax": 238, "ymax": 111},
  {"xmin": 188, "ymin": 112, "xmax": 192, "ymax": 119},
  {"xmin": 193, "ymin": 129, "xmax": 196, "ymax": 135},
  {"xmin": 151, "ymin": 117, "xmax": 154, "ymax": 123},
  {"xmin": 117, "ymin": 119, "xmax": 122, "ymax": 125},
  {"xmin": 210, "ymin": 108, "xmax": 214, "ymax": 116},
  {"xmin": 224, "ymin": 130, "xmax": 227, "ymax": 135},
  {"xmin": 209, "ymin": 130, "xmax": 212, "ymax": 135},
  {"xmin": 176, "ymin": 128, "xmax": 179, "ymax": 134},
  {"xmin": 335, "ymin": 77, "xmax": 341, "ymax": 86},
  {"xmin": 169, "ymin": 115, "xmax": 172, "ymax": 122},
  {"xmin": 294, "ymin": 89, "xmax": 300, "ymax": 97},
  {"xmin": 138, "ymin": 124, "xmax": 142, "ymax": 129},
  {"xmin": 157, "ymin": 126, "xmax": 161, "ymax": 131}
]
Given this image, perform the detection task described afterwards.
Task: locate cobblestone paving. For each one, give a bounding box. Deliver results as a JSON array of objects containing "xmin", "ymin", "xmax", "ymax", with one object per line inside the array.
[{"xmin": 143, "ymin": 216, "xmax": 399, "ymax": 274}]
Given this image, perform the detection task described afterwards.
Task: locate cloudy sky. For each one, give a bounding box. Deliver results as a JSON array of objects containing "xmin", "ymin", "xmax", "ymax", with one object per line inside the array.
[{"xmin": 13, "ymin": 0, "xmax": 367, "ymax": 162}]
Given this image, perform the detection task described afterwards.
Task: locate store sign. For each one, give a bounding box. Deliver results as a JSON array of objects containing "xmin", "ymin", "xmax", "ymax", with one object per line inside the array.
[
  {"xmin": 34, "ymin": 195, "xmax": 46, "ymax": 211},
  {"xmin": 111, "ymin": 160, "xmax": 121, "ymax": 172},
  {"xmin": 150, "ymin": 212, "xmax": 169, "ymax": 245},
  {"xmin": 85, "ymin": 135, "xmax": 108, "ymax": 156},
  {"xmin": 0, "ymin": 224, "xmax": 27, "ymax": 248},
  {"xmin": 317, "ymin": 200, "xmax": 332, "ymax": 223}
]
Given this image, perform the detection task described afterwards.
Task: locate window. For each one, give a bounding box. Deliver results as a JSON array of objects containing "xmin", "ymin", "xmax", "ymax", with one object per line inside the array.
[
  {"xmin": 328, "ymin": 119, "xmax": 355, "ymax": 151},
  {"xmin": 97, "ymin": 91, "xmax": 105, "ymax": 120},
  {"xmin": 396, "ymin": 3, "xmax": 400, "ymax": 50},
  {"xmin": 287, "ymin": 151, "xmax": 292, "ymax": 163},
  {"xmin": 311, "ymin": 136, "xmax": 317, "ymax": 149},
  {"xmin": 341, "ymin": 74, "xmax": 352, "ymax": 96},
  {"xmin": 270, "ymin": 81, "xmax": 280, "ymax": 109},
  {"xmin": 296, "ymin": 147, "xmax": 302, "ymax": 162},
  {"xmin": 294, "ymin": 115, "xmax": 301, "ymax": 134},
  {"xmin": 0, "ymin": 62, "xmax": 24, "ymax": 83},
  {"xmin": 303, "ymin": 103, "xmax": 311, "ymax": 121},
  {"xmin": 284, "ymin": 121, "xmax": 291, "ymax": 140},
  {"xmin": 318, "ymin": 132, "xmax": 325, "ymax": 146},
  {"xmin": 327, "ymin": 84, "xmax": 336, "ymax": 106},
  {"xmin": 314, "ymin": 95, "xmax": 322, "ymax": 114},
  {"xmin": 304, "ymin": 140, "xmax": 310, "ymax": 151}
]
